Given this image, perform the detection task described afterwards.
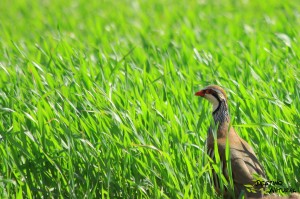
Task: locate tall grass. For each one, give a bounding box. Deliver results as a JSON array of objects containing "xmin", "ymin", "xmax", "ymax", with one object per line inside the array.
[{"xmin": 0, "ymin": 0, "xmax": 299, "ymax": 198}]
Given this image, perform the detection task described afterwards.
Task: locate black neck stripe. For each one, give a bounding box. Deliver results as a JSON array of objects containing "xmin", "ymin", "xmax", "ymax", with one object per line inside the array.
[{"xmin": 211, "ymin": 92, "xmax": 221, "ymax": 114}]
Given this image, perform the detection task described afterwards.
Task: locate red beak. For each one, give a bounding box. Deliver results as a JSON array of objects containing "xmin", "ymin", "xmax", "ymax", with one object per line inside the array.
[{"xmin": 195, "ymin": 90, "xmax": 206, "ymax": 97}]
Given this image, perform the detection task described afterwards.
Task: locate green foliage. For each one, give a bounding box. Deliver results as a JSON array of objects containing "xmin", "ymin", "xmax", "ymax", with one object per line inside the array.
[{"xmin": 0, "ymin": 0, "xmax": 299, "ymax": 198}]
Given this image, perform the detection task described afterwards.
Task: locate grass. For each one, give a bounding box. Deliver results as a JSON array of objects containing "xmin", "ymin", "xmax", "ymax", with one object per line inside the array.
[{"xmin": 0, "ymin": 0, "xmax": 300, "ymax": 198}]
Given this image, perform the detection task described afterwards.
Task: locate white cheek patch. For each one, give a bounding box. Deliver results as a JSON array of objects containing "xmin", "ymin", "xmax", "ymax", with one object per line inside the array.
[{"xmin": 204, "ymin": 94, "xmax": 220, "ymax": 112}]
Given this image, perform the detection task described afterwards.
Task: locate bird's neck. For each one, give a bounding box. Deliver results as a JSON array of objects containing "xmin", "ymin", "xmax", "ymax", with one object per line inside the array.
[{"xmin": 211, "ymin": 101, "xmax": 230, "ymax": 137}]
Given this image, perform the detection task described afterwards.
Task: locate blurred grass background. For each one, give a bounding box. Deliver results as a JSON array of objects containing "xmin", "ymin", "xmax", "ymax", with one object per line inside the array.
[{"xmin": 0, "ymin": 0, "xmax": 299, "ymax": 198}]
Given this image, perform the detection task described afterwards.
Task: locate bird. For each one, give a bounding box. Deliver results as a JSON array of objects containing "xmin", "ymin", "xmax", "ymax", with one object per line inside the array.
[{"xmin": 195, "ymin": 85, "xmax": 266, "ymax": 198}]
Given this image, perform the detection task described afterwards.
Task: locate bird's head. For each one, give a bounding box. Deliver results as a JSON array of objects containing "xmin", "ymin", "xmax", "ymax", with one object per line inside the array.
[{"xmin": 195, "ymin": 85, "xmax": 227, "ymax": 113}]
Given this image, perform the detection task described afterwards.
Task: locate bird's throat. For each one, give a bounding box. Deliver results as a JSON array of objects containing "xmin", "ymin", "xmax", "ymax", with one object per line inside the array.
[
  {"xmin": 212, "ymin": 102, "xmax": 220, "ymax": 114},
  {"xmin": 204, "ymin": 94, "xmax": 220, "ymax": 113}
]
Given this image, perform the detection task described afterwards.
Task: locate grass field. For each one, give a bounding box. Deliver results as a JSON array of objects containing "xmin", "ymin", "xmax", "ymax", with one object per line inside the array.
[{"xmin": 1, "ymin": 0, "xmax": 300, "ymax": 198}]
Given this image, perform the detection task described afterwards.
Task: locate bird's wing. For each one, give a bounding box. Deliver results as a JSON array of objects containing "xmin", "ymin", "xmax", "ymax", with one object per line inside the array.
[
  {"xmin": 239, "ymin": 139, "xmax": 265, "ymax": 177},
  {"xmin": 230, "ymin": 148, "xmax": 265, "ymax": 198},
  {"xmin": 230, "ymin": 150, "xmax": 255, "ymax": 184}
]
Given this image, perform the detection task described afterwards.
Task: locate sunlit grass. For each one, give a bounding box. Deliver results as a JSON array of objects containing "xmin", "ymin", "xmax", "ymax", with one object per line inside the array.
[{"xmin": 0, "ymin": 0, "xmax": 299, "ymax": 198}]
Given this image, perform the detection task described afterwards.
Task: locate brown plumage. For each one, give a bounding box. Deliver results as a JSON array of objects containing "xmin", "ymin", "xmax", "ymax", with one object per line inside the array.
[{"xmin": 195, "ymin": 85, "xmax": 265, "ymax": 198}]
